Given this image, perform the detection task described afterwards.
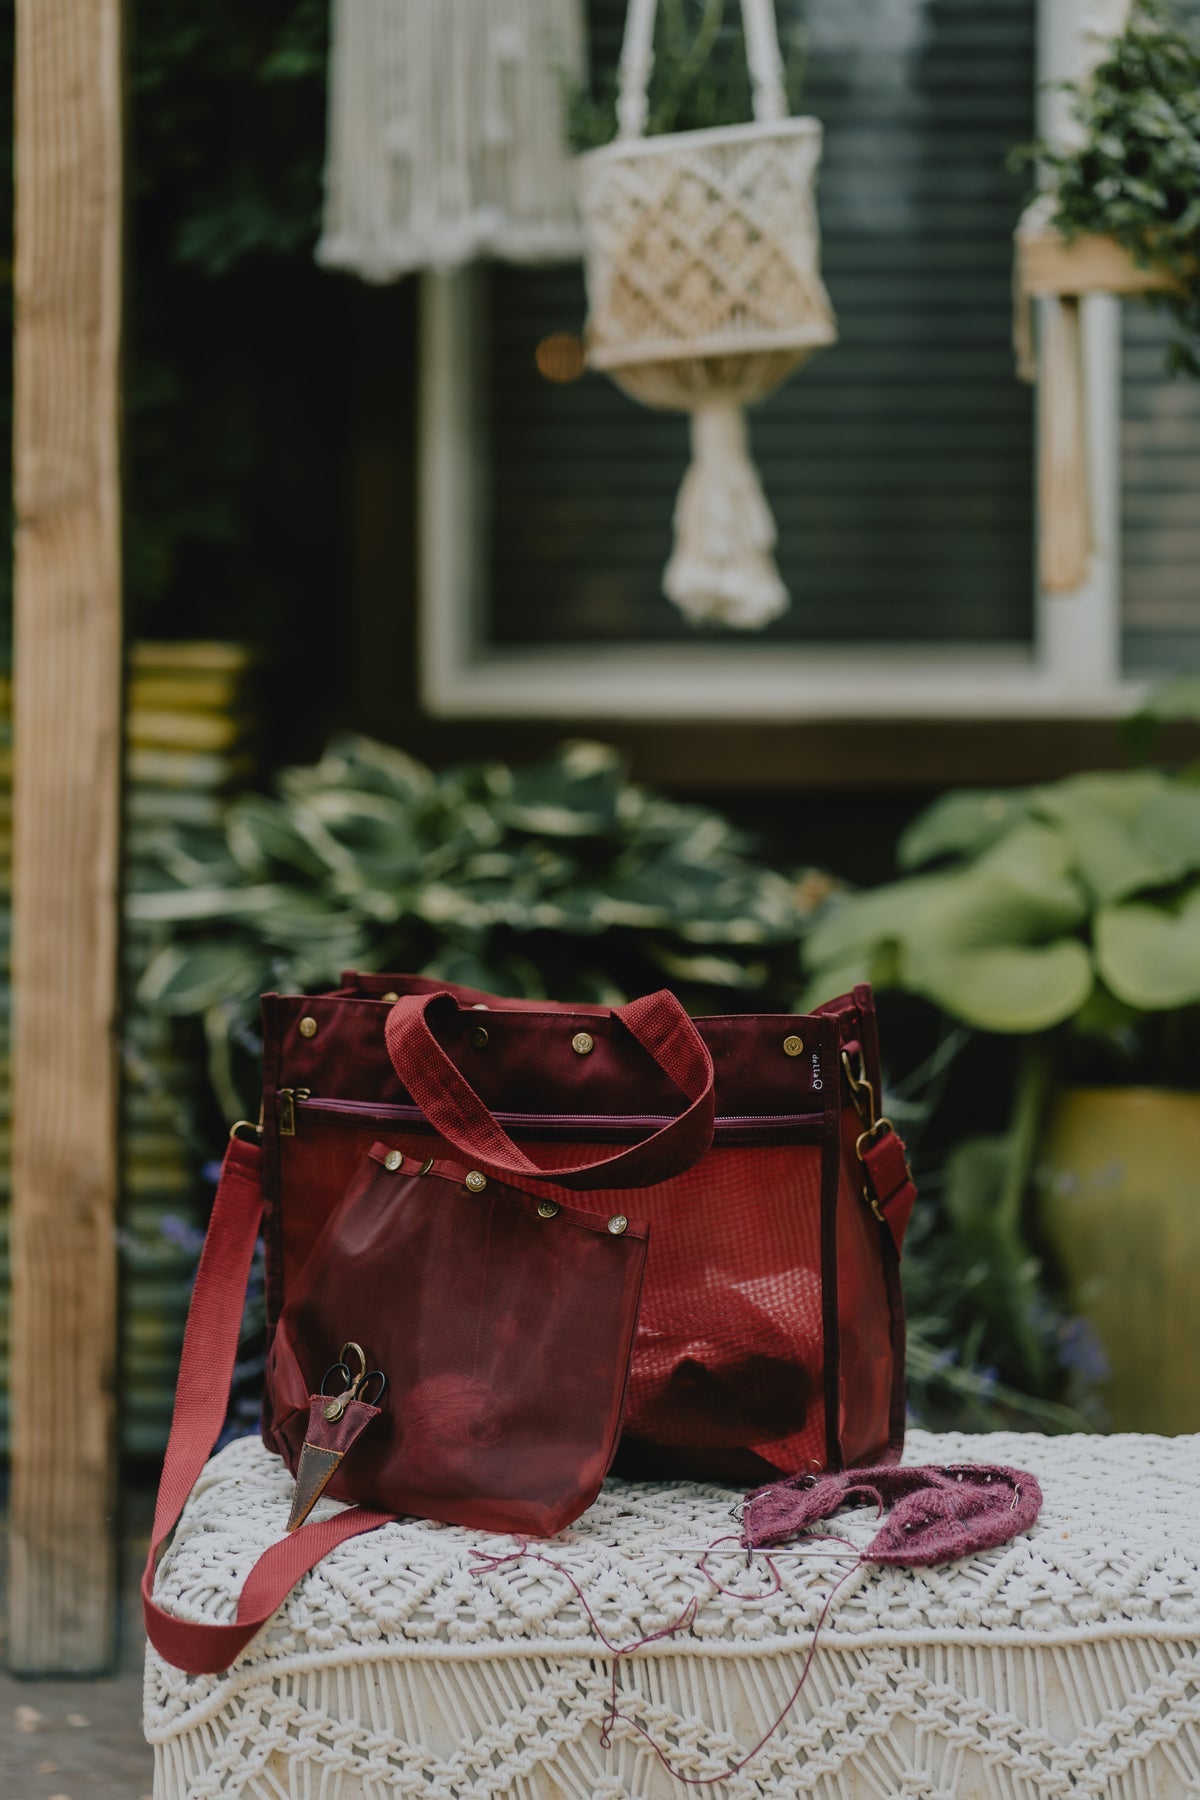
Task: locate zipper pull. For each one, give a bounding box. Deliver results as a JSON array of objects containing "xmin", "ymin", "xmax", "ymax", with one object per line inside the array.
[{"xmin": 278, "ymin": 1087, "xmax": 310, "ymax": 1136}]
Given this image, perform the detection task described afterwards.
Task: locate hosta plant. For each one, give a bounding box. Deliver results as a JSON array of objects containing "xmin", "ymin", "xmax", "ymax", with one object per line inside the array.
[
  {"xmin": 803, "ymin": 756, "xmax": 1200, "ymax": 1417},
  {"xmin": 804, "ymin": 764, "xmax": 1200, "ymax": 1060},
  {"xmin": 128, "ymin": 734, "xmax": 829, "ymax": 1118}
]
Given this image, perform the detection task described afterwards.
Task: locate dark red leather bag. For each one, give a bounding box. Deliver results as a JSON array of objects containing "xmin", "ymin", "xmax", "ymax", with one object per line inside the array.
[{"xmin": 144, "ymin": 977, "xmax": 915, "ymax": 1674}]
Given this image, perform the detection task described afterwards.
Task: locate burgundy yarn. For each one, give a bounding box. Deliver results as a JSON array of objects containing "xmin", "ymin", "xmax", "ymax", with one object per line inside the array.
[
  {"xmin": 742, "ymin": 1462, "xmax": 1043, "ymax": 1564},
  {"xmin": 469, "ymin": 1466, "xmax": 1042, "ymax": 1786}
]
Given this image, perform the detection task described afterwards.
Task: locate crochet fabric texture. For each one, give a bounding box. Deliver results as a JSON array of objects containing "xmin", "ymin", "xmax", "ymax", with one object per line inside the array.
[{"xmin": 145, "ymin": 1428, "xmax": 1200, "ymax": 1799}]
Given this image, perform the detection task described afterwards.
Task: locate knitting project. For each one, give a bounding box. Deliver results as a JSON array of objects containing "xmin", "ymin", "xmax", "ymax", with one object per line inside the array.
[
  {"xmin": 742, "ymin": 1462, "xmax": 1043, "ymax": 1564},
  {"xmin": 146, "ymin": 1428, "xmax": 1200, "ymax": 1798}
]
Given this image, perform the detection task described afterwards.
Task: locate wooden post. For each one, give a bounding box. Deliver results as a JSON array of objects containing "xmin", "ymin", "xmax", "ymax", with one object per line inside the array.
[{"xmin": 8, "ymin": 0, "xmax": 124, "ymax": 1672}]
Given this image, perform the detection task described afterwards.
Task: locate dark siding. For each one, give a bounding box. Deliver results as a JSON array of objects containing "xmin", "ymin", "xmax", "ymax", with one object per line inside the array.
[{"xmin": 1121, "ymin": 298, "xmax": 1200, "ymax": 678}]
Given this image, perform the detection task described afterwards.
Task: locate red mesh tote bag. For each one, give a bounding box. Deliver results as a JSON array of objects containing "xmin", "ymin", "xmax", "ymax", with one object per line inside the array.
[
  {"xmin": 262, "ymin": 976, "xmax": 916, "ymax": 1484},
  {"xmin": 144, "ymin": 976, "xmax": 915, "ymax": 1675}
]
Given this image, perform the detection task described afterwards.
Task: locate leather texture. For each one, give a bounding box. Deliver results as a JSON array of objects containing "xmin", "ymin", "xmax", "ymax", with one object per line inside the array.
[
  {"xmin": 286, "ymin": 1395, "xmax": 383, "ymax": 1533},
  {"xmin": 268, "ymin": 1143, "xmax": 649, "ymax": 1535}
]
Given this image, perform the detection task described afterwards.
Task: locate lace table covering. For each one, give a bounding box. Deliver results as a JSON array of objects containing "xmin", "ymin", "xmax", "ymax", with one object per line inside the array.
[{"xmin": 145, "ymin": 1429, "xmax": 1200, "ymax": 1798}]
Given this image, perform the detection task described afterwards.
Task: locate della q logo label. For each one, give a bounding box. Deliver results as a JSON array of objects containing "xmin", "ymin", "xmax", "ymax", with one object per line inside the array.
[{"xmin": 810, "ymin": 1054, "xmax": 823, "ymax": 1091}]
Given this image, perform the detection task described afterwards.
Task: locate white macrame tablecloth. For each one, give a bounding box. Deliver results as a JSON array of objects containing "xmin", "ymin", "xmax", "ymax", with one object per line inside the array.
[{"xmin": 145, "ymin": 1429, "xmax": 1200, "ymax": 1799}]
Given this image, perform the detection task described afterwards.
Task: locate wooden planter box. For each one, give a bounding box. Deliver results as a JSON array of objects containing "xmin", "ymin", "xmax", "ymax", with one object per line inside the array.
[{"xmin": 1017, "ymin": 223, "xmax": 1175, "ymax": 299}]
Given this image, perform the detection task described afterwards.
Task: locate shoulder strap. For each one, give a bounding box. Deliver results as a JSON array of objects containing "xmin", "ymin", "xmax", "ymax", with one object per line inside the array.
[{"xmin": 142, "ymin": 1136, "xmax": 394, "ymax": 1676}]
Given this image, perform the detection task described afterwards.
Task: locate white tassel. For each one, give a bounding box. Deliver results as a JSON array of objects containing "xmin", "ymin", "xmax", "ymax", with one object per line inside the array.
[{"xmin": 663, "ymin": 401, "xmax": 789, "ymax": 630}]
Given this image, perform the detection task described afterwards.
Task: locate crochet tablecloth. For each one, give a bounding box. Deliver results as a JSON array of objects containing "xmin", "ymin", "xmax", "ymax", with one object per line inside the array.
[{"xmin": 145, "ymin": 1429, "xmax": 1200, "ymax": 1799}]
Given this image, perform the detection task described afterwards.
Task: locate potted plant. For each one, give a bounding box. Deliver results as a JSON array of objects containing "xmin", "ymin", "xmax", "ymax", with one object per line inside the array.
[
  {"xmin": 1015, "ymin": 0, "xmax": 1200, "ymax": 367},
  {"xmin": 1012, "ymin": 0, "xmax": 1200, "ymax": 590},
  {"xmin": 803, "ymin": 743, "xmax": 1200, "ymax": 1430}
]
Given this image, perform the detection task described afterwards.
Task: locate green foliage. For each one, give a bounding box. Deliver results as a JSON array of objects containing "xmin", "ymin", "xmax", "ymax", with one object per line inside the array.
[
  {"xmin": 129, "ymin": 735, "xmax": 827, "ymax": 1115},
  {"xmin": 130, "ymin": 1, "xmax": 327, "ymax": 276},
  {"xmin": 131, "ymin": 734, "xmax": 1101, "ymax": 1432},
  {"xmin": 804, "ymin": 763, "xmax": 1200, "ymax": 1078},
  {"xmin": 126, "ymin": 0, "xmax": 330, "ymax": 631},
  {"xmin": 1031, "ymin": 0, "xmax": 1200, "ymax": 374},
  {"xmin": 569, "ymin": 0, "xmax": 807, "ymax": 152},
  {"xmin": 879, "ymin": 1030, "xmax": 1099, "ymax": 1430}
]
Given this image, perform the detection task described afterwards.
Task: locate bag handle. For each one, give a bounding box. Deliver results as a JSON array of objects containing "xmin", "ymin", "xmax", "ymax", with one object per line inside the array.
[
  {"xmin": 616, "ymin": 0, "xmax": 788, "ymax": 140},
  {"xmin": 142, "ymin": 1137, "xmax": 395, "ymax": 1676},
  {"xmin": 384, "ymin": 988, "xmax": 715, "ymax": 1191}
]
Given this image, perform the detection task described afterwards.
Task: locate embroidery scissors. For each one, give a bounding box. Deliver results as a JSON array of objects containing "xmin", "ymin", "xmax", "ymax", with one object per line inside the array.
[{"xmin": 319, "ymin": 1341, "xmax": 387, "ymax": 1422}]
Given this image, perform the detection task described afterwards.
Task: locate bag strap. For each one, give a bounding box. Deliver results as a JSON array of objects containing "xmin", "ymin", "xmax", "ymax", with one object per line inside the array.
[
  {"xmin": 616, "ymin": 0, "xmax": 787, "ymax": 141},
  {"xmin": 142, "ymin": 1137, "xmax": 395, "ymax": 1676},
  {"xmin": 384, "ymin": 988, "xmax": 715, "ymax": 1191}
]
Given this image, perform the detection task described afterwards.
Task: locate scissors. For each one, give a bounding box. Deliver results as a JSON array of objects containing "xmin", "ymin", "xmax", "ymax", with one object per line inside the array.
[{"xmin": 319, "ymin": 1341, "xmax": 387, "ymax": 1422}]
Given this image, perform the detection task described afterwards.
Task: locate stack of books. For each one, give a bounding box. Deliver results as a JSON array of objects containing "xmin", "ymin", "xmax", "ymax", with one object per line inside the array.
[
  {"xmin": 122, "ymin": 642, "xmax": 256, "ymax": 1456},
  {"xmin": 0, "ymin": 643, "xmax": 256, "ymax": 1458}
]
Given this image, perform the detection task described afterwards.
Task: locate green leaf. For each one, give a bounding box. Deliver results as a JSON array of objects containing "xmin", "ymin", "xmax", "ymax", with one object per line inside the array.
[
  {"xmin": 224, "ymin": 793, "xmax": 327, "ymax": 879},
  {"xmin": 1030, "ymin": 771, "xmax": 1172, "ymax": 903},
  {"xmin": 488, "ymin": 740, "xmax": 627, "ymax": 837},
  {"xmin": 127, "ymin": 882, "xmax": 289, "ymax": 924},
  {"xmin": 1094, "ymin": 886, "xmax": 1200, "ymax": 1009},
  {"xmin": 138, "ymin": 939, "xmax": 265, "ymax": 1013},
  {"xmin": 906, "ymin": 938, "xmax": 1094, "ymax": 1033},
  {"xmin": 1134, "ymin": 782, "xmax": 1200, "ymax": 883},
  {"xmin": 898, "ymin": 788, "xmax": 1031, "ymax": 870}
]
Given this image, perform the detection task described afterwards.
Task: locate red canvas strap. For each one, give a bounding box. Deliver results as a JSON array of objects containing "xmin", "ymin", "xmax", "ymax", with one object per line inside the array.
[
  {"xmin": 861, "ymin": 1127, "xmax": 917, "ymax": 1254},
  {"xmin": 142, "ymin": 1137, "xmax": 395, "ymax": 1675},
  {"xmin": 385, "ymin": 988, "xmax": 715, "ymax": 1191}
]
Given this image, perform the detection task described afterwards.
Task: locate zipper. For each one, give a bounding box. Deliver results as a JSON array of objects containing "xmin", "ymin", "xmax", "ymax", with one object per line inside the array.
[
  {"xmin": 276, "ymin": 1089, "xmax": 823, "ymax": 1143},
  {"xmin": 278, "ymin": 1087, "xmax": 311, "ymax": 1136}
]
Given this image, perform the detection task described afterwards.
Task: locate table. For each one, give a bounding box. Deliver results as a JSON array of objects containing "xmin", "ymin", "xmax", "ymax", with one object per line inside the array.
[{"xmin": 145, "ymin": 1428, "xmax": 1200, "ymax": 1798}]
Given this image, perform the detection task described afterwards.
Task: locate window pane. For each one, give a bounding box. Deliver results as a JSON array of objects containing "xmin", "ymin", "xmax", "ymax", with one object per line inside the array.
[
  {"xmin": 1120, "ymin": 0, "xmax": 1200, "ymax": 677},
  {"xmin": 485, "ymin": 0, "xmax": 1036, "ymax": 648}
]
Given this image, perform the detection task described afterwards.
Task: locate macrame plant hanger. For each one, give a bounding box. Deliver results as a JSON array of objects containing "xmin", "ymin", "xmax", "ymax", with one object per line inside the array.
[
  {"xmin": 579, "ymin": 0, "xmax": 837, "ymax": 630},
  {"xmin": 318, "ymin": 0, "xmax": 585, "ymax": 279}
]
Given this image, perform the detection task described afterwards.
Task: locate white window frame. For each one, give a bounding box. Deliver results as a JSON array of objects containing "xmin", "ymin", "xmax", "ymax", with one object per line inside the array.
[{"xmin": 417, "ymin": 0, "xmax": 1144, "ymax": 722}]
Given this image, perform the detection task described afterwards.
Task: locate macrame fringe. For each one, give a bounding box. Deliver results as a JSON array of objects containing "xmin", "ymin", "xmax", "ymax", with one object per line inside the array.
[
  {"xmin": 319, "ymin": 0, "xmax": 585, "ymax": 279},
  {"xmin": 664, "ymin": 401, "xmax": 789, "ymax": 630}
]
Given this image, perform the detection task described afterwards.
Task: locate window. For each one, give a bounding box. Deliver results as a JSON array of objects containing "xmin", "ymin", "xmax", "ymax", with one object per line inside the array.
[{"xmin": 418, "ymin": 0, "xmax": 1192, "ymax": 720}]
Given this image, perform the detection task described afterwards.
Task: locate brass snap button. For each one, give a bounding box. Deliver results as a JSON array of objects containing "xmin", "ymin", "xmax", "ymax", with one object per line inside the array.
[
  {"xmin": 381, "ymin": 991, "xmax": 399, "ymax": 1003},
  {"xmin": 418, "ymin": 1157, "xmax": 435, "ymax": 1175},
  {"xmin": 298, "ymin": 1016, "xmax": 318, "ymax": 1039},
  {"xmin": 607, "ymin": 1214, "xmax": 628, "ymax": 1235},
  {"xmin": 783, "ymin": 1034, "xmax": 805, "ymax": 1057},
  {"xmin": 465, "ymin": 1171, "xmax": 488, "ymax": 1193},
  {"xmin": 384, "ymin": 1150, "xmax": 403, "ymax": 1172},
  {"xmin": 537, "ymin": 1200, "xmax": 559, "ymax": 1219},
  {"xmin": 469, "ymin": 1024, "xmax": 489, "ymax": 1048},
  {"xmin": 571, "ymin": 1031, "xmax": 594, "ymax": 1055}
]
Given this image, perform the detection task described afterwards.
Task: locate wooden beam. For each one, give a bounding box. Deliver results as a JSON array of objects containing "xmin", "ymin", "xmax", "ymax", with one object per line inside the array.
[{"xmin": 8, "ymin": 0, "xmax": 124, "ymax": 1673}]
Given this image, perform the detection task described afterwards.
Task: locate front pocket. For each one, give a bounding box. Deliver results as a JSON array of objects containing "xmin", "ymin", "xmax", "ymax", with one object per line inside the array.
[{"xmin": 269, "ymin": 1147, "xmax": 650, "ymax": 1537}]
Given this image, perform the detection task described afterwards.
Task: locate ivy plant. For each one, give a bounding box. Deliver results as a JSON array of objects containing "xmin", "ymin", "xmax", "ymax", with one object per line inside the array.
[{"xmin": 1031, "ymin": 0, "xmax": 1200, "ymax": 374}]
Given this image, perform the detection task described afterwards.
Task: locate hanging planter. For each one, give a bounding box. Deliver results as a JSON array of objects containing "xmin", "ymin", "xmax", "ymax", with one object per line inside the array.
[
  {"xmin": 578, "ymin": 0, "xmax": 836, "ymax": 630},
  {"xmin": 318, "ymin": 0, "xmax": 585, "ymax": 279}
]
